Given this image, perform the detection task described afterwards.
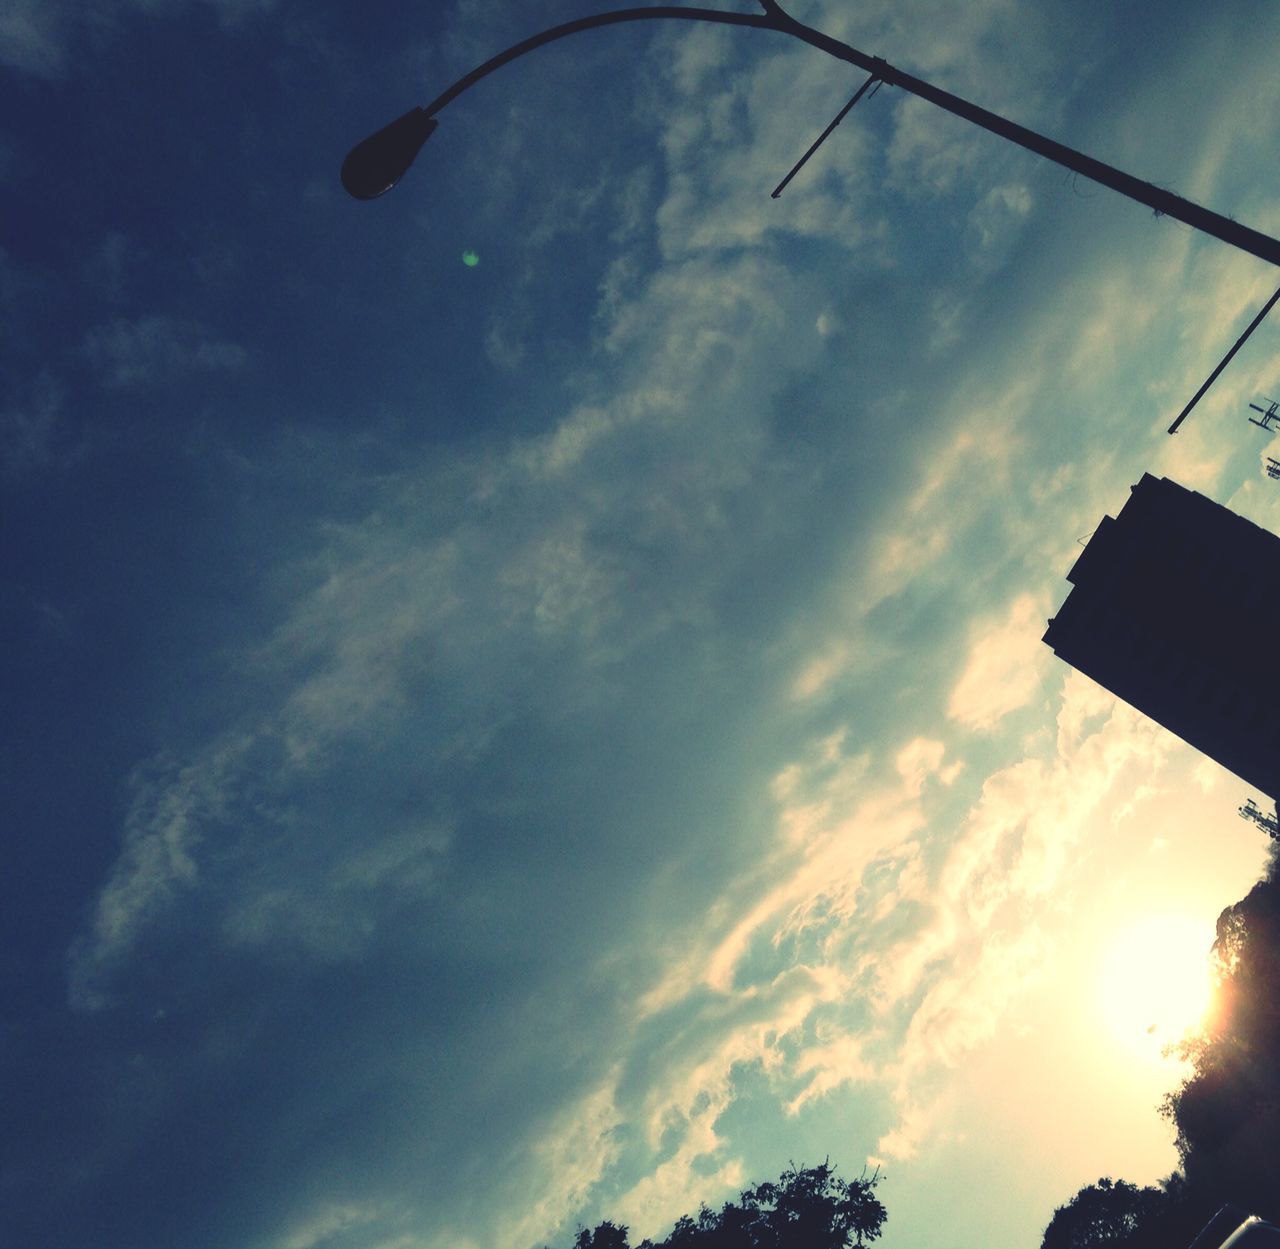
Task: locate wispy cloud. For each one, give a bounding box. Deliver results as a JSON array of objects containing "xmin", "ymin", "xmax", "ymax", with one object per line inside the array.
[
  {"xmin": 1, "ymin": 373, "xmax": 65, "ymax": 478},
  {"xmin": 0, "ymin": 0, "xmax": 276, "ymax": 78},
  {"xmin": 0, "ymin": 0, "xmax": 68, "ymax": 77},
  {"xmin": 68, "ymin": 737, "xmax": 246, "ymax": 1009},
  {"xmin": 83, "ymin": 315, "xmax": 248, "ymax": 388}
]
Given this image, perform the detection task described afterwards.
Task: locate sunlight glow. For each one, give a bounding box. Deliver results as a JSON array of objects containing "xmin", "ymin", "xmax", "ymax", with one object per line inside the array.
[{"xmin": 1097, "ymin": 914, "xmax": 1215, "ymax": 1063}]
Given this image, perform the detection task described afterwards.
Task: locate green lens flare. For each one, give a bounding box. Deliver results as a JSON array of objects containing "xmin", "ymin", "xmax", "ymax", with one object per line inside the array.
[{"xmin": 462, "ymin": 250, "xmax": 480, "ymax": 267}]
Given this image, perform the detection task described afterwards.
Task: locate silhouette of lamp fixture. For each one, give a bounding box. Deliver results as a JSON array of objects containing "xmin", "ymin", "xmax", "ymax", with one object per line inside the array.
[{"xmin": 341, "ymin": 0, "xmax": 1280, "ymax": 430}]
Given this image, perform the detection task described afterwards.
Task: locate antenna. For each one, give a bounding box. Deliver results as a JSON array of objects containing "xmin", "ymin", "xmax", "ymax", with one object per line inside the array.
[
  {"xmin": 1247, "ymin": 398, "xmax": 1280, "ymax": 432},
  {"xmin": 1239, "ymin": 798, "xmax": 1280, "ymax": 839}
]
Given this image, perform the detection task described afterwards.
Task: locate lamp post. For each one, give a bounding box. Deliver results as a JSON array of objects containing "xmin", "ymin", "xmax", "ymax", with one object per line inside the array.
[
  {"xmin": 343, "ymin": 0, "xmax": 1280, "ymax": 433},
  {"xmin": 341, "ymin": 0, "xmax": 1280, "ymax": 272}
]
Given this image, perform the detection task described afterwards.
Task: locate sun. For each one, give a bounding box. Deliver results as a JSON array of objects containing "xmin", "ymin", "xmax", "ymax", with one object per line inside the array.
[{"xmin": 1097, "ymin": 914, "xmax": 1215, "ymax": 1063}]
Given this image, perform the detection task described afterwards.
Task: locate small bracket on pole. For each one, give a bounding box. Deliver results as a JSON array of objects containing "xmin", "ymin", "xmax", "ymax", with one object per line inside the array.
[{"xmin": 771, "ymin": 71, "xmax": 880, "ymax": 199}]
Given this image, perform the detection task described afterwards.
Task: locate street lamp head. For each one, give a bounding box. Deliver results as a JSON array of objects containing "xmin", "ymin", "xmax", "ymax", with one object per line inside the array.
[{"xmin": 341, "ymin": 107, "xmax": 437, "ymax": 200}]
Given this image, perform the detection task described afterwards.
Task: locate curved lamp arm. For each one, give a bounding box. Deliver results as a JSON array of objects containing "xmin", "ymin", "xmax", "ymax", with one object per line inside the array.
[
  {"xmin": 342, "ymin": 6, "xmax": 780, "ymax": 200},
  {"xmin": 424, "ymin": 5, "xmax": 778, "ymax": 118},
  {"xmin": 341, "ymin": 3, "xmax": 1280, "ymax": 274}
]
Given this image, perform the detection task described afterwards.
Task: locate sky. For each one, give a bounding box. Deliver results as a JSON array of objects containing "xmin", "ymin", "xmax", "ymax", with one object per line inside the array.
[{"xmin": 4, "ymin": 1, "xmax": 1280, "ymax": 1247}]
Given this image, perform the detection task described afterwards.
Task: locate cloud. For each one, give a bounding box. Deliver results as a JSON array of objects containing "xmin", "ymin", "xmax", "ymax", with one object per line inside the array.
[
  {"xmin": 886, "ymin": 95, "xmax": 989, "ymax": 198},
  {"xmin": 0, "ymin": 0, "xmax": 276, "ymax": 78},
  {"xmin": 646, "ymin": 28, "xmax": 884, "ymax": 261},
  {"xmin": 57, "ymin": 131, "xmax": 926, "ymax": 1245},
  {"xmin": 788, "ymin": 1030, "xmax": 875, "ymax": 1114},
  {"xmin": 947, "ymin": 592, "xmax": 1050, "ymax": 732},
  {"xmin": 1, "ymin": 373, "xmax": 65, "ymax": 478},
  {"xmin": 871, "ymin": 1101, "xmax": 936, "ymax": 1165},
  {"xmin": 680, "ymin": 669, "xmax": 1187, "ymax": 1170},
  {"xmin": 611, "ymin": 1149, "xmax": 745, "ymax": 1245},
  {"xmin": 273, "ymin": 1204, "xmax": 382, "ymax": 1249},
  {"xmin": 86, "ymin": 231, "xmax": 141, "ymax": 304},
  {"xmin": 64, "ymin": 204, "xmax": 858, "ymax": 1022},
  {"xmin": 967, "ymin": 183, "xmax": 1034, "ymax": 268},
  {"xmin": 495, "ymin": 1078, "xmax": 626, "ymax": 1249},
  {"xmin": 67, "ymin": 737, "xmax": 248, "ymax": 1010},
  {"xmin": 0, "ymin": 0, "xmax": 68, "ymax": 77},
  {"xmin": 895, "ymin": 737, "xmax": 954, "ymax": 796},
  {"xmin": 83, "ymin": 315, "xmax": 247, "ymax": 388},
  {"xmin": 897, "ymin": 925, "xmax": 1048, "ymax": 1074}
]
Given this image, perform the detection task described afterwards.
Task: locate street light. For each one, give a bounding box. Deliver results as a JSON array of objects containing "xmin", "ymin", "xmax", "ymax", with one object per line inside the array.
[
  {"xmin": 341, "ymin": 108, "xmax": 438, "ymax": 202},
  {"xmin": 342, "ymin": 0, "xmax": 1280, "ymax": 432},
  {"xmin": 341, "ymin": 6, "xmax": 778, "ymax": 200},
  {"xmin": 341, "ymin": 0, "xmax": 1280, "ymax": 270}
]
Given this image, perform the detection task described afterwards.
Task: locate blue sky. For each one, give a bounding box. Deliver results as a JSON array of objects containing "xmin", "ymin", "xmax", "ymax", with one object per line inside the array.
[{"xmin": 4, "ymin": 2, "xmax": 1280, "ymax": 1247}]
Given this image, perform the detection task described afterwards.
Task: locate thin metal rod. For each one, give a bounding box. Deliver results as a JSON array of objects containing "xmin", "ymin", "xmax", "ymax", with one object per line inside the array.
[
  {"xmin": 1166, "ymin": 285, "xmax": 1280, "ymax": 434},
  {"xmin": 770, "ymin": 73, "xmax": 877, "ymax": 199}
]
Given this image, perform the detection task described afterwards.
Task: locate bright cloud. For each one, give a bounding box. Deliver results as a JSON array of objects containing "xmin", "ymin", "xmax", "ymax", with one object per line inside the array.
[{"xmin": 947, "ymin": 593, "xmax": 1051, "ymax": 732}]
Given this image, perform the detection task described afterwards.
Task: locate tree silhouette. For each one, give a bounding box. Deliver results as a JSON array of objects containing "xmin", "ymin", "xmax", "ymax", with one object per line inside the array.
[
  {"xmin": 1042, "ymin": 1177, "xmax": 1166, "ymax": 1249},
  {"xmin": 1040, "ymin": 1175, "xmax": 1212, "ymax": 1249},
  {"xmin": 562, "ymin": 1161, "xmax": 886, "ymax": 1249},
  {"xmin": 576, "ymin": 1222, "xmax": 634, "ymax": 1249},
  {"xmin": 1160, "ymin": 862, "xmax": 1280, "ymax": 1219}
]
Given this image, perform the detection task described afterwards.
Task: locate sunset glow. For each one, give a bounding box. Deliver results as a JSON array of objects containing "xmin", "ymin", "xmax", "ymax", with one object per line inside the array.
[{"xmin": 1098, "ymin": 915, "xmax": 1215, "ymax": 1062}]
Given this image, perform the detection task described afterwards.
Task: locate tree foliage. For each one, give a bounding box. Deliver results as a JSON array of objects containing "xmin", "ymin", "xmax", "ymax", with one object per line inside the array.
[
  {"xmin": 1160, "ymin": 866, "xmax": 1280, "ymax": 1219},
  {"xmin": 1040, "ymin": 1175, "xmax": 1212, "ymax": 1249},
  {"xmin": 564, "ymin": 1161, "xmax": 885, "ymax": 1249}
]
